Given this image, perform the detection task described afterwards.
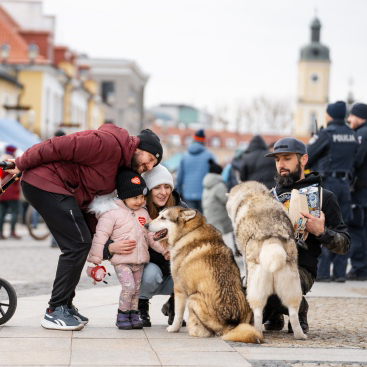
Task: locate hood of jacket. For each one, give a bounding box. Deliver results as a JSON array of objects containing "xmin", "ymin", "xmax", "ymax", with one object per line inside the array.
[
  {"xmin": 88, "ymin": 190, "xmax": 119, "ymax": 217},
  {"xmin": 188, "ymin": 141, "xmax": 206, "ymax": 155},
  {"xmin": 247, "ymin": 135, "xmax": 268, "ymax": 152},
  {"xmin": 276, "ymin": 172, "xmax": 321, "ymax": 196},
  {"xmin": 203, "ymin": 173, "xmax": 223, "ymax": 189}
]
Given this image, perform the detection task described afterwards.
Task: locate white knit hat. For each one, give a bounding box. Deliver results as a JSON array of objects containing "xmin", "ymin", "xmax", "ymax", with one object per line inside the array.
[{"xmin": 142, "ymin": 164, "xmax": 174, "ymax": 191}]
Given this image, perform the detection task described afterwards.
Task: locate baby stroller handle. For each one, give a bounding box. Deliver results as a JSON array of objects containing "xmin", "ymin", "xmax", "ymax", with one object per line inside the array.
[
  {"xmin": 0, "ymin": 161, "xmax": 15, "ymax": 169},
  {"xmin": 0, "ymin": 162, "xmax": 22, "ymax": 195}
]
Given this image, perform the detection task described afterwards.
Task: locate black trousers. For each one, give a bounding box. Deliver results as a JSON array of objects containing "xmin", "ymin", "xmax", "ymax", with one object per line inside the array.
[{"xmin": 22, "ymin": 181, "xmax": 92, "ymax": 309}]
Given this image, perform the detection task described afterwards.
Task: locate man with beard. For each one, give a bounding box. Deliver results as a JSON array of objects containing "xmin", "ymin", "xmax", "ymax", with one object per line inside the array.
[
  {"xmin": 5, "ymin": 126, "xmax": 162, "ymax": 331},
  {"xmin": 262, "ymin": 137, "xmax": 350, "ymax": 333}
]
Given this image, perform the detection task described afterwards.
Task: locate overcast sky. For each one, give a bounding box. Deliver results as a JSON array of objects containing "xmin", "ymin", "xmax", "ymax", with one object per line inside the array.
[{"xmin": 43, "ymin": 0, "xmax": 367, "ymax": 116}]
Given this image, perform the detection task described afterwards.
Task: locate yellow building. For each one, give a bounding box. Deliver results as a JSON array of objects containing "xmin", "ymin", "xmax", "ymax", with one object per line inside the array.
[
  {"xmin": 0, "ymin": 66, "xmax": 22, "ymax": 120},
  {"xmin": 294, "ymin": 17, "xmax": 331, "ymax": 138}
]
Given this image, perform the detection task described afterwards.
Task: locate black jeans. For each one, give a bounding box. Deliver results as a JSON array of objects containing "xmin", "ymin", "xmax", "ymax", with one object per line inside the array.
[{"xmin": 22, "ymin": 181, "xmax": 92, "ymax": 309}]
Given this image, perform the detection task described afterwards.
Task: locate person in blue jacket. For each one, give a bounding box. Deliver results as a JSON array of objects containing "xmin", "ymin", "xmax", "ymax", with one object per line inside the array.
[{"xmin": 176, "ymin": 129, "xmax": 215, "ymax": 213}]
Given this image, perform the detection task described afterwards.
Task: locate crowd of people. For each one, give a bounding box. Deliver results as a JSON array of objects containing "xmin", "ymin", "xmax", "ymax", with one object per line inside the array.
[{"xmin": 1, "ymin": 100, "xmax": 366, "ymax": 334}]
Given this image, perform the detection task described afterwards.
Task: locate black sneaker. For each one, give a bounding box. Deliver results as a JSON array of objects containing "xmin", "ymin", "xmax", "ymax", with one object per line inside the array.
[
  {"xmin": 264, "ymin": 314, "xmax": 284, "ymax": 331},
  {"xmin": 138, "ymin": 299, "xmax": 151, "ymax": 327},
  {"xmin": 346, "ymin": 272, "xmax": 367, "ymax": 281},
  {"xmin": 41, "ymin": 305, "xmax": 84, "ymax": 331},
  {"xmin": 162, "ymin": 294, "xmax": 186, "ymax": 326},
  {"xmin": 68, "ymin": 305, "xmax": 89, "ymax": 325}
]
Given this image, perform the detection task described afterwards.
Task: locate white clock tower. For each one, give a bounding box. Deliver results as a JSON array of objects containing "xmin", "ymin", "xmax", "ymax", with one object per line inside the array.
[{"xmin": 294, "ymin": 17, "xmax": 331, "ymax": 137}]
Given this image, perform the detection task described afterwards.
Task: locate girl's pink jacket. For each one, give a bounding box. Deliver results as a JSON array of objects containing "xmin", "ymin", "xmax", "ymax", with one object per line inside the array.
[{"xmin": 87, "ymin": 193, "xmax": 168, "ymax": 266}]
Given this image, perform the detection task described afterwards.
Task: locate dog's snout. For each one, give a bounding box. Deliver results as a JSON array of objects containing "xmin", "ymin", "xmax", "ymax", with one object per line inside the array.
[{"xmin": 144, "ymin": 223, "xmax": 149, "ymax": 230}]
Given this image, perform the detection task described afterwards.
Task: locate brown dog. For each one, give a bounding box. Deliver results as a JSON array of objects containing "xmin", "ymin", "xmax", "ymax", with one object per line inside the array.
[{"xmin": 145, "ymin": 207, "xmax": 263, "ymax": 343}]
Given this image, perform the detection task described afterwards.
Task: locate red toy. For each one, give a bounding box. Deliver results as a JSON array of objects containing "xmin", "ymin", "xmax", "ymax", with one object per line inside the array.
[{"xmin": 86, "ymin": 266, "xmax": 110, "ymax": 285}]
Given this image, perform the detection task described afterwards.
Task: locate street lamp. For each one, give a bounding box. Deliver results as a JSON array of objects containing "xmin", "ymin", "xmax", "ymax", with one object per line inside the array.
[
  {"xmin": 1, "ymin": 43, "xmax": 10, "ymax": 62},
  {"xmin": 28, "ymin": 43, "xmax": 39, "ymax": 63},
  {"xmin": 1, "ymin": 42, "xmax": 39, "ymax": 63}
]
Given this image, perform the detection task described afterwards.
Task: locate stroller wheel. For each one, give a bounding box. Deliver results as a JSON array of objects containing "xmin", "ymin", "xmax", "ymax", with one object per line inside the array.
[{"xmin": 0, "ymin": 278, "xmax": 17, "ymax": 325}]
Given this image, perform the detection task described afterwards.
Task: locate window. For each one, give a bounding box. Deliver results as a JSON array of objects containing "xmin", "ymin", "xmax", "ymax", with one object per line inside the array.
[
  {"xmin": 184, "ymin": 136, "xmax": 192, "ymax": 146},
  {"xmin": 101, "ymin": 81, "xmax": 115, "ymax": 104},
  {"xmin": 168, "ymin": 134, "xmax": 181, "ymax": 146},
  {"xmin": 226, "ymin": 138, "xmax": 236, "ymax": 148},
  {"xmin": 211, "ymin": 137, "xmax": 221, "ymax": 147}
]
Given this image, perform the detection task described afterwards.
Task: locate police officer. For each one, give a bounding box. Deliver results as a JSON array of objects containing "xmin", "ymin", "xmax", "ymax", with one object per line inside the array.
[
  {"xmin": 346, "ymin": 102, "xmax": 367, "ymax": 281},
  {"xmin": 307, "ymin": 101, "xmax": 358, "ymax": 282}
]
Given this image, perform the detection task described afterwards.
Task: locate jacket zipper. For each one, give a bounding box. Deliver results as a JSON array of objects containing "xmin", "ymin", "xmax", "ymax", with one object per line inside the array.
[{"xmin": 70, "ymin": 209, "xmax": 84, "ymax": 242}]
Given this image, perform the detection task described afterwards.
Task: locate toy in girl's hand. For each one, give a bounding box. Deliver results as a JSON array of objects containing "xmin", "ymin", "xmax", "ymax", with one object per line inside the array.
[{"xmin": 86, "ymin": 266, "xmax": 111, "ymax": 285}]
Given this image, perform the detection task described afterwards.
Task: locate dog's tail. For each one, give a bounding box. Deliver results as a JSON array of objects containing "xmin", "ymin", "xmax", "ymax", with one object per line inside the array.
[
  {"xmin": 222, "ymin": 323, "xmax": 263, "ymax": 344},
  {"xmin": 259, "ymin": 240, "xmax": 286, "ymax": 273}
]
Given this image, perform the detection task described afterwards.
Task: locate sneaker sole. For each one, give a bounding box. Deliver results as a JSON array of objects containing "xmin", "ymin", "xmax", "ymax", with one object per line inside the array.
[{"xmin": 41, "ymin": 319, "xmax": 84, "ymax": 331}]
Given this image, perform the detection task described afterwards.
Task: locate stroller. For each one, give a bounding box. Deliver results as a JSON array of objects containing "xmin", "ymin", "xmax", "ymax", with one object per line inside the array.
[{"xmin": 0, "ymin": 161, "xmax": 19, "ymax": 325}]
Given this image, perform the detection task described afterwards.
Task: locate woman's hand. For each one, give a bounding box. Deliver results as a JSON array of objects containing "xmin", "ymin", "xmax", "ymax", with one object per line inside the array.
[
  {"xmin": 108, "ymin": 240, "xmax": 137, "ymax": 255},
  {"xmin": 4, "ymin": 159, "xmax": 21, "ymax": 175}
]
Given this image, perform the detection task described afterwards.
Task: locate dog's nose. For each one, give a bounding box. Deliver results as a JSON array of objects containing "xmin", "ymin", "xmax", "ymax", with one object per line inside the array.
[{"xmin": 144, "ymin": 223, "xmax": 149, "ymax": 230}]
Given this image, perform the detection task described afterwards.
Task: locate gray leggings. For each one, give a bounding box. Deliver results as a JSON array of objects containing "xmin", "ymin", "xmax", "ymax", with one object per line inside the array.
[{"xmin": 139, "ymin": 263, "xmax": 173, "ymax": 299}]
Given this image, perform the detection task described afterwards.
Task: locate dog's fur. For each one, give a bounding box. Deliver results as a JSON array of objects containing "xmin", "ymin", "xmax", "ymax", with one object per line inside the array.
[
  {"xmin": 226, "ymin": 181, "xmax": 307, "ymax": 340},
  {"xmin": 146, "ymin": 207, "xmax": 263, "ymax": 343}
]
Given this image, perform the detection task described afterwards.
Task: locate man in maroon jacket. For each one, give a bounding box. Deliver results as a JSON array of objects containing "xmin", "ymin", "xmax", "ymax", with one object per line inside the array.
[{"xmin": 6, "ymin": 125, "xmax": 163, "ymax": 331}]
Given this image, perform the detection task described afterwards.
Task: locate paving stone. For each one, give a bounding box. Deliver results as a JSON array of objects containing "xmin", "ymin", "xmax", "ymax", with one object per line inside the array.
[
  {"xmin": 0, "ymin": 337, "xmax": 71, "ymax": 366},
  {"xmin": 234, "ymin": 347, "xmax": 367, "ymax": 363},
  {"xmin": 0, "ymin": 325, "xmax": 71, "ymax": 338},
  {"xmin": 157, "ymin": 351, "xmax": 251, "ymax": 366},
  {"xmin": 70, "ymin": 338, "xmax": 160, "ymax": 366},
  {"xmin": 149, "ymin": 338, "xmax": 234, "ymax": 352},
  {"xmin": 144, "ymin": 325, "xmax": 193, "ymax": 339},
  {"xmin": 72, "ymin": 326, "xmax": 146, "ymax": 339}
]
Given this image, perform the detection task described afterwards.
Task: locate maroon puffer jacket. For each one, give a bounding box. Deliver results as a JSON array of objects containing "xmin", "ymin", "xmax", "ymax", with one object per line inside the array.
[{"xmin": 16, "ymin": 124, "xmax": 139, "ymax": 210}]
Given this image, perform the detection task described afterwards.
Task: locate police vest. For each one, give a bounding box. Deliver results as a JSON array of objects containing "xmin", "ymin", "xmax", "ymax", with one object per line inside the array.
[{"xmin": 313, "ymin": 123, "xmax": 358, "ymax": 175}]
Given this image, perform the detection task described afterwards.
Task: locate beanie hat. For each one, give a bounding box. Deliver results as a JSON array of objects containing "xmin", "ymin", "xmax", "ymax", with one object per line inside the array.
[
  {"xmin": 142, "ymin": 164, "xmax": 174, "ymax": 191},
  {"xmin": 208, "ymin": 159, "xmax": 222, "ymax": 174},
  {"xmin": 137, "ymin": 129, "xmax": 163, "ymax": 166},
  {"xmin": 350, "ymin": 103, "xmax": 367, "ymax": 120},
  {"xmin": 54, "ymin": 129, "xmax": 66, "ymax": 137},
  {"xmin": 193, "ymin": 129, "xmax": 205, "ymax": 143},
  {"xmin": 5, "ymin": 145, "xmax": 16, "ymax": 155},
  {"xmin": 326, "ymin": 101, "xmax": 346, "ymax": 120},
  {"xmin": 116, "ymin": 170, "xmax": 148, "ymax": 200}
]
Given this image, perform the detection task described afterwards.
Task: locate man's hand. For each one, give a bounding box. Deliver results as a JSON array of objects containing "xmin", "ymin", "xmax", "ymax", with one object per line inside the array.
[
  {"xmin": 4, "ymin": 159, "xmax": 21, "ymax": 175},
  {"xmin": 300, "ymin": 211, "xmax": 325, "ymax": 237},
  {"xmin": 108, "ymin": 240, "xmax": 136, "ymax": 255}
]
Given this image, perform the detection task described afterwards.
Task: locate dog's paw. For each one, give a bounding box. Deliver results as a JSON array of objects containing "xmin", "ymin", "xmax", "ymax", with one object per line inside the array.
[
  {"xmin": 167, "ymin": 325, "xmax": 180, "ymax": 333},
  {"xmin": 294, "ymin": 332, "xmax": 307, "ymax": 340}
]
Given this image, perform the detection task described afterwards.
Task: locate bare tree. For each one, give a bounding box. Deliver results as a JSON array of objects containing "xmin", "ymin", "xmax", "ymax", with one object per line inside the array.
[{"xmin": 236, "ymin": 95, "xmax": 292, "ymax": 134}]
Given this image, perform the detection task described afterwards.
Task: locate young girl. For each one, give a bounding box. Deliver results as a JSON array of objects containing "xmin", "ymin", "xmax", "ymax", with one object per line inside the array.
[{"xmin": 87, "ymin": 169, "xmax": 168, "ymax": 330}]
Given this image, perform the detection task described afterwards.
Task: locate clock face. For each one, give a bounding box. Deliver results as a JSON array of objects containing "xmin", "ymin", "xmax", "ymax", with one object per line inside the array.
[{"xmin": 311, "ymin": 74, "xmax": 319, "ymax": 82}]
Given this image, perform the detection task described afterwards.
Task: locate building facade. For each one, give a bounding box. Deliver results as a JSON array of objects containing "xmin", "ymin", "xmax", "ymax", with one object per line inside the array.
[{"xmin": 78, "ymin": 57, "xmax": 149, "ymax": 135}]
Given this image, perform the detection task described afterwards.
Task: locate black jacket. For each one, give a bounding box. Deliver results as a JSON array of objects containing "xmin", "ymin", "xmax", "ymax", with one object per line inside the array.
[
  {"xmin": 239, "ymin": 136, "xmax": 276, "ymax": 189},
  {"xmin": 275, "ymin": 172, "xmax": 350, "ymax": 278},
  {"xmin": 148, "ymin": 189, "xmax": 187, "ymax": 276},
  {"xmin": 353, "ymin": 122, "xmax": 367, "ymax": 193}
]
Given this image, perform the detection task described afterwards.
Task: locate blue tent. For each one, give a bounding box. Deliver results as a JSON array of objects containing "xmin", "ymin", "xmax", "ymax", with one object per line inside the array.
[
  {"xmin": 162, "ymin": 152, "xmax": 183, "ymax": 172},
  {"xmin": 0, "ymin": 118, "xmax": 41, "ymax": 152}
]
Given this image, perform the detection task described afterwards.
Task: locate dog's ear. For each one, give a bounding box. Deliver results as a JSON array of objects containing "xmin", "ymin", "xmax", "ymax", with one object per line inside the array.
[{"xmin": 180, "ymin": 209, "xmax": 197, "ymax": 221}]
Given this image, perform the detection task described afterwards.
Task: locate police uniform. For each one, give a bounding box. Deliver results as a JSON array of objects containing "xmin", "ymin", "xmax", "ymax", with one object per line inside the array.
[
  {"xmin": 307, "ymin": 119, "xmax": 358, "ymax": 280},
  {"xmin": 348, "ymin": 121, "xmax": 367, "ymax": 279}
]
